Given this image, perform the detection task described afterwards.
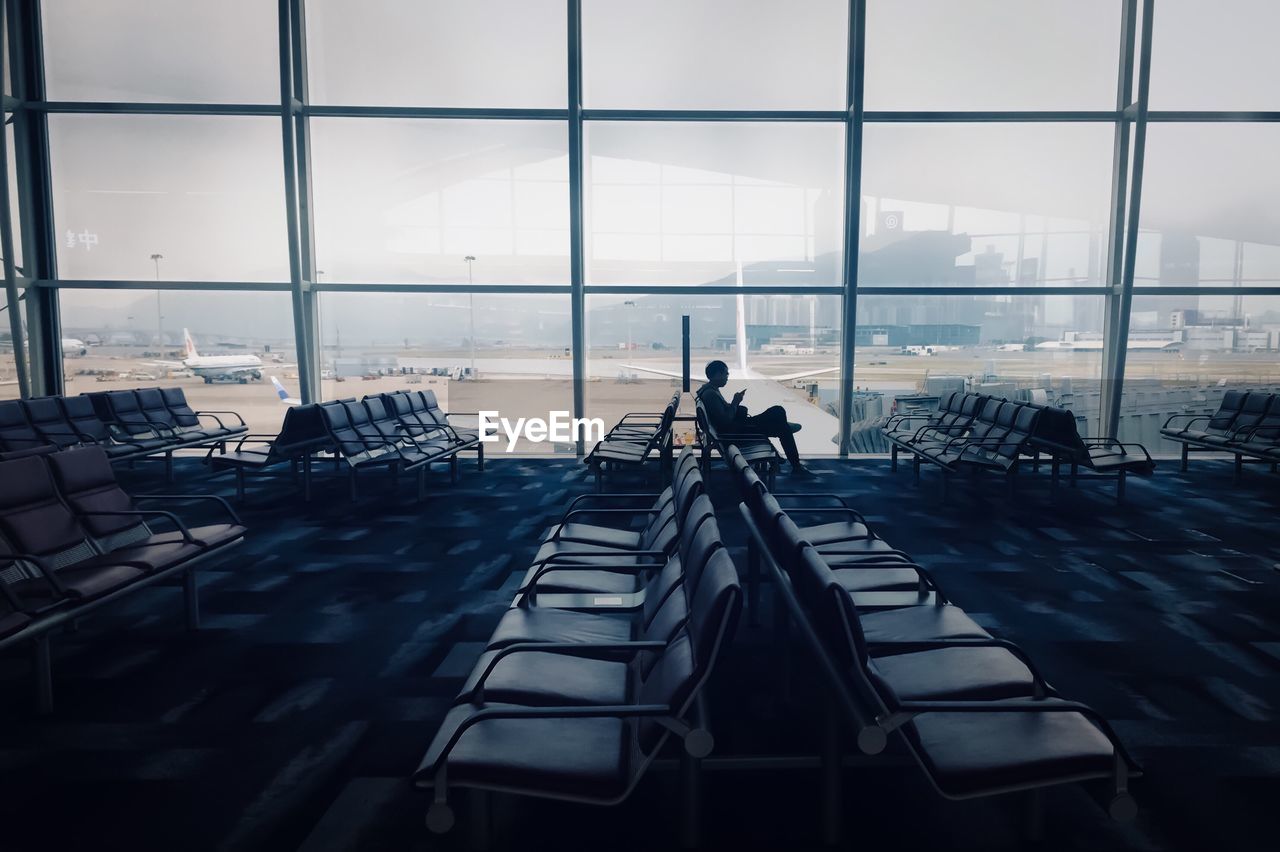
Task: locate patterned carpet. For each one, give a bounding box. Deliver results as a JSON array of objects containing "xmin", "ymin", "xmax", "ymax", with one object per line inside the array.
[{"xmin": 0, "ymin": 452, "xmax": 1277, "ymax": 851}]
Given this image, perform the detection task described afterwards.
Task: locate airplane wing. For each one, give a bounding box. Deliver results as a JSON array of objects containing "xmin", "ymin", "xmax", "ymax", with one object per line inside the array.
[
  {"xmin": 271, "ymin": 376, "xmax": 301, "ymax": 405},
  {"xmin": 619, "ymin": 363, "xmax": 706, "ymax": 383},
  {"xmin": 762, "ymin": 366, "xmax": 840, "ymax": 383}
]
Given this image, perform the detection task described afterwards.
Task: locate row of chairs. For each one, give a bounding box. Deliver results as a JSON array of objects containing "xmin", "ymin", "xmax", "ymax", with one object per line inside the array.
[
  {"xmin": 883, "ymin": 391, "xmax": 1154, "ymax": 501},
  {"xmin": 0, "ymin": 387, "xmax": 246, "ymax": 477},
  {"xmin": 209, "ymin": 389, "xmax": 484, "ymax": 502},
  {"xmin": 0, "ymin": 445, "xmax": 245, "ymax": 712},
  {"xmin": 415, "ymin": 448, "xmax": 742, "ymax": 846},
  {"xmin": 1160, "ymin": 389, "xmax": 1280, "ymax": 479},
  {"xmin": 728, "ymin": 444, "xmax": 1141, "ymax": 839},
  {"xmin": 582, "ymin": 392, "xmax": 680, "ymax": 491}
]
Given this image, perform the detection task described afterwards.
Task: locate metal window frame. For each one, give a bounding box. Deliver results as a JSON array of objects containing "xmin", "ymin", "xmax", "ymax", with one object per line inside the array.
[{"xmin": 0, "ymin": 0, "xmax": 1271, "ymax": 460}]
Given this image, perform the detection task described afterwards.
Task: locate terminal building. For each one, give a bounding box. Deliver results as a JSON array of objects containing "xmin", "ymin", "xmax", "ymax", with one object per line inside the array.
[{"xmin": 0, "ymin": 3, "xmax": 1277, "ymax": 852}]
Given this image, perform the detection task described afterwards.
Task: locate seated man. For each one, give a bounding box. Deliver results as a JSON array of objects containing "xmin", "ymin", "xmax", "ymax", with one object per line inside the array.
[{"xmin": 695, "ymin": 359, "xmax": 812, "ymax": 476}]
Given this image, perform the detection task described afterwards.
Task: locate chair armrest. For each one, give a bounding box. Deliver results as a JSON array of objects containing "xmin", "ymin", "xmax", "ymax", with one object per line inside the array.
[
  {"xmin": 194, "ymin": 409, "xmax": 247, "ymax": 428},
  {"xmin": 1160, "ymin": 413, "xmax": 1210, "ymax": 431},
  {"xmin": 74, "ymin": 508, "xmax": 197, "ymax": 544},
  {"xmin": 134, "ymin": 494, "xmax": 243, "ymax": 527}
]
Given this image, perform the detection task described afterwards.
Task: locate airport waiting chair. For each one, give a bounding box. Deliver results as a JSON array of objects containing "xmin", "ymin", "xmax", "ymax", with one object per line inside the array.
[
  {"xmin": 21, "ymin": 397, "xmax": 92, "ymax": 451},
  {"xmin": 0, "ymin": 400, "xmax": 50, "ymax": 458},
  {"xmin": 1162, "ymin": 390, "xmax": 1280, "ymax": 481},
  {"xmin": 583, "ymin": 401, "xmax": 677, "ymax": 491},
  {"xmin": 208, "ymin": 403, "xmax": 335, "ymax": 501},
  {"xmin": 1027, "ymin": 405, "xmax": 1154, "ymax": 501},
  {"xmin": 1160, "ymin": 390, "xmax": 1250, "ymax": 471},
  {"xmin": 159, "ymin": 386, "xmax": 247, "ymax": 442},
  {"xmin": 694, "ymin": 397, "xmax": 780, "ymax": 486},
  {"xmin": 0, "ymin": 449, "xmax": 239, "ymax": 711},
  {"xmin": 414, "ymin": 536, "xmax": 740, "ymax": 839},
  {"xmin": 56, "ymin": 395, "xmax": 158, "ymax": 461},
  {"xmin": 601, "ymin": 393, "xmax": 681, "ymax": 443}
]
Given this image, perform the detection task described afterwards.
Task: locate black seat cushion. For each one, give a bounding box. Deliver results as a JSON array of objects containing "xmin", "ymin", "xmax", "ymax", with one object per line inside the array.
[
  {"xmin": 459, "ymin": 651, "xmax": 629, "ymax": 706},
  {"xmin": 858, "ymin": 605, "xmax": 991, "ymax": 644},
  {"xmin": 905, "ymin": 708, "xmax": 1115, "ymax": 796},
  {"xmin": 870, "ymin": 647, "xmax": 1037, "ymax": 701},
  {"xmin": 487, "ymin": 607, "xmax": 634, "ymax": 649},
  {"xmin": 419, "ymin": 703, "xmax": 628, "ymax": 800},
  {"xmin": 831, "ymin": 566, "xmax": 924, "ymax": 593},
  {"xmin": 546, "ymin": 524, "xmax": 643, "ymax": 550},
  {"xmin": 149, "ymin": 523, "xmax": 246, "ymax": 550},
  {"xmin": 796, "ymin": 520, "xmax": 873, "ymax": 545}
]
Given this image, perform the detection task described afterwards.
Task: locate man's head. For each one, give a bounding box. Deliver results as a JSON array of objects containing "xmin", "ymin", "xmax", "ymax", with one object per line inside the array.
[{"xmin": 704, "ymin": 359, "xmax": 729, "ymax": 388}]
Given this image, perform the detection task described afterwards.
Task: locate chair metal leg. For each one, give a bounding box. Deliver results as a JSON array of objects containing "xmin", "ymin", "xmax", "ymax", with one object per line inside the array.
[
  {"xmin": 477, "ymin": 443, "xmax": 485, "ymax": 472},
  {"xmin": 164, "ymin": 451, "xmax": 174, "ymax": 483},
  {"xmin": 1116, "ymin": 468, "xmax": 1127, "ymax": 504},
  {"xmin": 821, "ymin": 702, "xmax": 843, "ymax": 846},
  {"xmin": 467, "ymin": 789, "xmax": 492, "ymax": 852},
  {"xmin": 184, "ymin": 568, "xmax": 200, "ymax": 630},
  {"xmin": 235, "ymin": 467, "xmax": 246, "ymax": 502},
  {"xmin": 1180, "ymin": 442, "xmax": 1189, "ymax": 472},
  {"xmin": 418, "ymin": 467, "xmax": 428, "ymax": 501},
  {"xmin": 34, "ymin": 633, "xmax": 53, "ymax": 715},
  {"xmin": 1234, "ymin": 453, "xmax": 1243, "ymax": 483},
  {"xmin": 302, "ymin": 454, "xmax": 312, "ymax": 502},
  {"xmin": 680, "ymin": 749, "xmax": 702, "ymax": 849},
  {"xmin": 450, "ymin": 456, "xmax": 459, "ymax": 484},
  {"xmin": 890, "ymin": 443, "xmax": 898, "ymax": 472}
]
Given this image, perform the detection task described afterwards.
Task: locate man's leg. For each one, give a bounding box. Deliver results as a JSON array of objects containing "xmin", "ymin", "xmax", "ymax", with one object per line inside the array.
[{"xmin": 742, "ymin": 405, "xmax": 802, "ymax": 466}]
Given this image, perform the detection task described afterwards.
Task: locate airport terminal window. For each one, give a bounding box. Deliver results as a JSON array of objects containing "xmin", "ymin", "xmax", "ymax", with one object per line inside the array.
[
  {"xmin": 1148, "ymin": 0, "xmax": 1280, "ymax": 111},
  {"xmin": 1121, "ymin": 294, "xmax": 1280, "ymax": 451},
  {"xmin": 49, "ymin": 115, "xmax": 290, "ymax": 282},
  {"xmin": 864, "ymin": 0, "xmax": 1120, "ymax": 111},
  {"xmin": 582, "ymin": 0, "xmax": 847, "ymax": 110},
  {"xmin": 6, "ymin": 123, "xmax": 21, "ymax": 273},
  {"xmin": 851, "ymin": 294, "xmax": 1106, "ymax": 448},
  {"xmin": 585, "ymin": 121, "xmax": 845, "ymax": 286},
  {"xmin": 1135, "ymin": 124, "xmax": 1280, "ymax": 286},
  {"xmin": 305, "ymin": 0, "xmax": 566, "ymax": 108},
  {"xmin": 310, "ymin": 119, "xmax": 569, "ymax": 285},
  {"xmin": 58, "ymin": 289, "xmax": 300, "ymax": 434},
  {"xmin": 41, "ymin": 0, "xmax": 279, "ymax": 103},
  {"xmin": 318, "ymin": 291, "xmax": 572, "ymax": 454},
  {"xmin": 859, "ymin": 123, "xmax": 1113, "ymax": 287},
  {"xmin": 586, "ymin": 293, "xmax": 843, "ymax": 455}
]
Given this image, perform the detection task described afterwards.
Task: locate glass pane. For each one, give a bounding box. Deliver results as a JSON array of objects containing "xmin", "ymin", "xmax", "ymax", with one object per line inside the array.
[
  {"xmin": 1136, "ymin": 124, "xmax": 1280, "ymax": 286},
  {"xmin": 583, "ymin": 0, "xmax": 847, "ymax": 109},
  {"xmin": 586, "ymin": 293, "xmax": 843, "ymax": 455},
  {"xmin": 852, "ymin": 294, "xmax": 1106, "ymax": 451},
  {"xmin": 586, "ymin": 122, "xmax": 845, "ymax": 286},
  {"xmin": 318, "ymin": 292, "xmax": 572, "ymax": 454},
  {"xmin": 59, "ymin": 289, "xmax": 300, "ymax": 434},
  {"xmin": 0, "ymin": 289, "xmax": 27, "ymax": 398},
  {"xmin": 859, "ymin": 123, "xmax": 1113, "ymax": 287},
  {"xmin": 310, "ymin": 119, "xmax": 569, "ymax": 285},
  {"xmin": 865, "ymin": 0, "xmax": 1121, "ymax": 110},
  {"xmin": 42, "ymin": 0, "xmax": 279, "ymax": 103},
  {"xmin": 49, "ymin": 115, "xmax": 290, "ymax": 282},
  {"xmin": 306, "ymin": 0, "xmax": 566, "ymax": 108},
  {"xmin": 1122, "ymin": 294, "xmax": 1280, "ymax": 451},
  {"xmin": 1149, "ymin": 0, "xmax": 1280, "ymax": 110}
]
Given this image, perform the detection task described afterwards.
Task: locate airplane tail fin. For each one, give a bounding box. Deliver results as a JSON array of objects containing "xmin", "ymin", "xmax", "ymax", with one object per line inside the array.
[
  {"xmin": 183, "ymin": 328, "xmax": 199, "ymax": 359},
  {"xmin": 734, "ymin": 261, "xmax": 748, "ymax": 375},
  {"xmin": 271, "ymin": 376, "xmax": 300, "ymax": 405}
]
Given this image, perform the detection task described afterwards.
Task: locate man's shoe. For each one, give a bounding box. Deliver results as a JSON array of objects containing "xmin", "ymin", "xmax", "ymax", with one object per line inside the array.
[
  {"xmin": 788, "ymin": 422, "xmax": 803, "ymax": 434},
  {"xmin": 789, "ymin": 463, "xmax": 816, "ymax": 477}
]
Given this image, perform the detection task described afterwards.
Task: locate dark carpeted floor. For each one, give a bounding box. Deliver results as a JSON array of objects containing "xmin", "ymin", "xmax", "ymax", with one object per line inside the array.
[{"xmin": 1, "ymin": 452, "xmax": 1277, "ymax": 852}]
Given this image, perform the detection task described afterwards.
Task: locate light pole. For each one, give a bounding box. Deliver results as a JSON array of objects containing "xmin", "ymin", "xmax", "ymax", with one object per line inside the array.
[
  {"xmin": 464, "ymin": 256, "xmax": 477, "ymax": 380},
  {"xmin": 149, "ymin": 253, "xmax": 163, "ymax": 350},
  {"xmin": 623, "ymin": 300, "xmax": 636, "ymax": 351}
]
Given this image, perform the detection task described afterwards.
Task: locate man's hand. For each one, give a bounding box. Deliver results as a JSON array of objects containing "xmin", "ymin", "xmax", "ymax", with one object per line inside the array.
[{"xmin": 731, "ymin": 389, "xmax": 747, "ymax": 406}]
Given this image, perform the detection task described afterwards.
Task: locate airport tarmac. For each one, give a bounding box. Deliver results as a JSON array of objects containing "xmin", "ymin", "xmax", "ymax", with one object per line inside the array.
[{"xmin": 38, "ymin": 344, "xmax": 1280, "ymax": 457}]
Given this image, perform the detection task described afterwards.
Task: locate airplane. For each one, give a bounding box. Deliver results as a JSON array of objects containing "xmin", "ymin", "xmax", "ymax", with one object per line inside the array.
[
  {"xmin": 62, "ymin": 338, "xmax": 88, "ymax": 357},
  {"xmin": 151, "ymin": 329, "xmax": 288, "ymax": 383},
  {"xmin": 271, "ymin": 376, "xmax": 300, "ymax": 405},
  {"xmin": 1035, "ymin": 338, "xmax": 1180, "ymax": 352}
]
